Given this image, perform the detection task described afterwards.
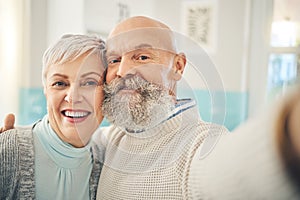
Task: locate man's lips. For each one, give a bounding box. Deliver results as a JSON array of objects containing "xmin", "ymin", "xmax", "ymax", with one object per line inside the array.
[{"xmin": 115, "ymin": 85, "xmax": 142, "ymax": 93}]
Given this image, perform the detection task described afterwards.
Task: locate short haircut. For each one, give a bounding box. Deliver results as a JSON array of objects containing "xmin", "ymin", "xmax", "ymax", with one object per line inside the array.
[{"xmin": 42, "ymin": 34, "xmax": 106, "ymax": 85}]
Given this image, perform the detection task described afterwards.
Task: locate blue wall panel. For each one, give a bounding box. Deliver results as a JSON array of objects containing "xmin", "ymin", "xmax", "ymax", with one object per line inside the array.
[
  {"xmin": 19, "ymin": 88, "xmax": 248, "ymax": 130},
  {"xmin": 19, "ymin": 87, "xmax": 47, "ymax": 125}
]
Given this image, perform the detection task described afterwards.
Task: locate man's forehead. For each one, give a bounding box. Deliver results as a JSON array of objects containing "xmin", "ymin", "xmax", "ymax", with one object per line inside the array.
[
  {"xmin": 106, "ymin": 28, "xmax": 176, "ymax": 55},
  {"xmin": 106, "ymin": 42, "xmax": 155, "ymax": 56}
]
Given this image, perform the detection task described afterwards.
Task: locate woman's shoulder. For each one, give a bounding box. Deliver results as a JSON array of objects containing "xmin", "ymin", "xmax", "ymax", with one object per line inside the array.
[
  {"xmin": 0, "ymin": 128, "xmax": 19, "ymax": 144},
  {"xmin": 0, "ymin": 129, "xmax": 22, "ymax": 168},
  {"xmin": 0, "ymin": 125, "xmax": 34, "ymax": 147}
]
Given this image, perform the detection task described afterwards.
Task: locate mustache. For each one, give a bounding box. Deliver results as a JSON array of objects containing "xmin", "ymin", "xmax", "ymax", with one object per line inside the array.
[{"xmin": 103, "ymin": 74, "xmax": 161, "ymax": 96}]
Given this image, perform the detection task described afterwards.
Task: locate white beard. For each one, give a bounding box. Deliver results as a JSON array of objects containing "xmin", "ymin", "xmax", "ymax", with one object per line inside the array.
[{"xmin": 103, "ymin": 75, "xmax": 174, "ymax": 132}]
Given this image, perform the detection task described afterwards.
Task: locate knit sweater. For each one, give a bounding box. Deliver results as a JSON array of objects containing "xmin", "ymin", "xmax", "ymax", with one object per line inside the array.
[
  {"xmin": 188, "ymin": 110, "xmax": 300, "ymax": 199},
  {"xmin": 0, "ymin": 124, "xmax": 103, "ymax": 200},
  {"xmin": 94, "ymin": 101, "xmax": 300, "ymax": 199},
  {"xmin": 94, "ymin": 104, "xmax": 228, "ymax": 199}
]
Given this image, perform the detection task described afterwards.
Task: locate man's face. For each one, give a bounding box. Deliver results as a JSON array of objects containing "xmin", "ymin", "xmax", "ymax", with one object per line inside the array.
[
  {"xmin": 105, "ymin": 31, "xmax": 178, "ymax": 87},
  {"xmin": 103, "ymin": 29, "xmax": 178, "ymax": 132}
]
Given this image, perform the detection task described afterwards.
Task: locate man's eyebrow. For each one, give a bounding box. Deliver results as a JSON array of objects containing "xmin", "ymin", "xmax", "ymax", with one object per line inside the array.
[
  {"xmin": 134, "ymin": 43, "xmax": 153, "ymax": 49},
  {"xmin": 106, "ymin": 43, "xmax": 154, "ymax": 57}
]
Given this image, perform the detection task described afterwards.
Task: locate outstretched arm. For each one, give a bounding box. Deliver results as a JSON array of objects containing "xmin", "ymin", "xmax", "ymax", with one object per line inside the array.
[
  {"xmin": 188, "ymin": 87, "xmax": 300, "ymax": 199},
  {"xmin": 277, "ymin": 89, "xmax": 300, "ymax": 191},
  {"xmin": 0, "ymin": 113, "xmax": 15, "ymax": 133}
]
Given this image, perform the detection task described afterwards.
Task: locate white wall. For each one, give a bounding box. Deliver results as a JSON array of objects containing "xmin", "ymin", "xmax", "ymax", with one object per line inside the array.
[
  {"xmin": 47, "ymin": 0, "xmax": 85, "ymax": 45},
  {"xmin": 247, "ymin": 0, "xmax": 273, "ymax": 116},
  {"xmin": 0, "ymin": 0, "xmax": 25, "ymax": 121},
  {"xmin": 25, "ymin": 0, "xmax": 47, "ymax": 88},
  {"xmin": 213, "ymin": 0, "xmax": 250, "ymax": 91},
  {"xmin": 85, "ymin": 0, "xmax": 155, "ymax": 37}
]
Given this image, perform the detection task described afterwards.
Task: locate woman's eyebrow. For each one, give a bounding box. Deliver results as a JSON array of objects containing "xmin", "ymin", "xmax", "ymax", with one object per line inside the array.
[
  {"xmin": 49, "ymin": 73, "xmax": 68, "ymax": 79},
  {"xmin": 81, "ymin": 72, "xmax": 102, "ymax": 78}
]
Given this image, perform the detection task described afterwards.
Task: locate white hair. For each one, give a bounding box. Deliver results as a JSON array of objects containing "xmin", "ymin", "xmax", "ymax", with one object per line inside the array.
[{"xmin": 42, "ymin": 34, "xmax": 106, "ymax": 85}]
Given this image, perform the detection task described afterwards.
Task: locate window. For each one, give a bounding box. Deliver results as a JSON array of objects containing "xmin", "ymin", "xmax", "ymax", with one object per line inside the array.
[{"xmin": 267, "ymin": 1, "xmax": 300, "ymax": 99}]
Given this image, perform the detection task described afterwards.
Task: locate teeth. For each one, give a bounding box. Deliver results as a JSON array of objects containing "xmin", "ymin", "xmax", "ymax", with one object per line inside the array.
[{"xmin": 64, "ymin": 111, "xmax": 89, "ymax": 118}]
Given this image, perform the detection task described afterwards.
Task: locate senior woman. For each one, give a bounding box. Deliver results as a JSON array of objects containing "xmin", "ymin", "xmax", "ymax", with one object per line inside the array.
[{"xmin": 0, "ymin": 34, "xmax": 106, "ymax": 199}]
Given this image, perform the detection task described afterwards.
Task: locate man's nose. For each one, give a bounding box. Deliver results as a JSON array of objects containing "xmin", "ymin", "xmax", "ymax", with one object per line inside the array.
[
  {"xmin": 116, "ymin": 59, "xmax": 137, "ymax": 78},
  {"xmin": 64, "ymin": 85, "xmax": 83, "ymax": 103}
]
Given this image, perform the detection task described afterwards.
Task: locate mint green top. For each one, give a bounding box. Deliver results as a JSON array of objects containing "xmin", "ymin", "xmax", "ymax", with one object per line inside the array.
[{"xmin": 33, "ymin": 115, "xmax": 93, "ymax": 200}]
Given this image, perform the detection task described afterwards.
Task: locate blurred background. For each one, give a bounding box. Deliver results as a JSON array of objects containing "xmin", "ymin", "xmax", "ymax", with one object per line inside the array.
[{"xmin": 0, "ymin": 0, "xmax": 299, "ymax": 130}]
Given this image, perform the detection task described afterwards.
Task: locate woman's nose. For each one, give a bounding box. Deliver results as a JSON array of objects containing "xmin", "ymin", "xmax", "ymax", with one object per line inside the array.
[{"xmin": 64, "ymin": 85, "xmax": 83, "ymax": 103}]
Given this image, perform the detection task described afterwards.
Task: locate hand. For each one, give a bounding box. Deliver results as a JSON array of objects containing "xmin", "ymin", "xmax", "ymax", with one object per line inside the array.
[
  {"xmin": 0, "ymin": 113, "xmax": 15, "ymax": 133},
  {"xmin": 288, "ymin": 97, "xmax": 300, "ymax": 156}
]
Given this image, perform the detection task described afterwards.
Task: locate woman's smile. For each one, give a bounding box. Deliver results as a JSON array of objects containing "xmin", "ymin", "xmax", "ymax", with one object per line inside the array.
[{"xmin": 61, "ymin": 109, "xmax": 91, "ymax": 123}]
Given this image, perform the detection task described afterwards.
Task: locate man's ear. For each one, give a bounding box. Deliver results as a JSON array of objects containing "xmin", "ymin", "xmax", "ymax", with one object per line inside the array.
[{"xmin": 172, "ymin": 53, "xmax": 186, "ymax": 80}]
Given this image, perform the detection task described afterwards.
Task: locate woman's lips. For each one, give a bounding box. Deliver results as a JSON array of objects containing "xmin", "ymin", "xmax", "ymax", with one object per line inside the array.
[{"xmin": 61, "ymin": 110, "xmax": 91, "ymax": 123}]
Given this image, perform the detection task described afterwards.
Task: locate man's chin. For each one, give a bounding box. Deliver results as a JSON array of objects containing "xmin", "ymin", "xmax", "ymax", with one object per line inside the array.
[{"xmin": 109, "ymin": 111, "xmax": 168, "ymax": 133}]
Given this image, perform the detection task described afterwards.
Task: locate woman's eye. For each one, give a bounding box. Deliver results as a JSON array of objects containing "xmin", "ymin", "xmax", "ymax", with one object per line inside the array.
[
  {"xmin": 81, "ymin": 80, "xmax": 99, "ymax": 87},
  {"xmin": 52, "ymin": 81, "xmax": 67, "ymax": 88},
  {"xmin": 108, "ymin": 58, "xmax": 121, "ymax": 64}
]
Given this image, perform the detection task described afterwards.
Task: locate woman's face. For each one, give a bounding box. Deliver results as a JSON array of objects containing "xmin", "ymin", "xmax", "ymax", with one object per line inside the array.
[{"xmin": 44, "ymin": 53, "xmax": 104, "ymax": 147}]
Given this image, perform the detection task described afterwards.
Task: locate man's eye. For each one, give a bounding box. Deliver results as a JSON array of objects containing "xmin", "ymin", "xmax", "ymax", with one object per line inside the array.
[{"xmin": 137, "ymin": 55, "xmax": 150, "ymax": 61}]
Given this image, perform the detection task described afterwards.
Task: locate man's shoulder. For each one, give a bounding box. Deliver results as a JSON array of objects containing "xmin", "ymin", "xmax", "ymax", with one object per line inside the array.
[
  {"xmin": 92, "ymin": 125, "xmax": 108, "ymax": 138},
  {"xmin": 93, "ymin": 125, "xmax": 123, "ymax": 138},
  {"xmin": 91, "ymin": 125, "xmax": 122, "ymax": 145},
  {"xmin": 191, "ymin": 120, "xmax": 229, "ymax": 146}
]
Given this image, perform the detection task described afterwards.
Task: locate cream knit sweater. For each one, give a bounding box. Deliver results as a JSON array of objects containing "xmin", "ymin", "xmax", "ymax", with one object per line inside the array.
[
  {"xmin": 188, "ymin": 109, "xmax": 300, "ymax": 199},
  {"xmin": 95, "ymin": 104, "xmax": 228, "ymax": 199},
  {"xmin": 93, "ymin": 100, "xmax": 300, "ymax": 199}
]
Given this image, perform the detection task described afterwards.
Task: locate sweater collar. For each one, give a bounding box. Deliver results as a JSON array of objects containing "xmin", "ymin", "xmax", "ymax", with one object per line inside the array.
[{"xmin": 125, "ymin": 99, "xmax": 197, "ymax": 138}]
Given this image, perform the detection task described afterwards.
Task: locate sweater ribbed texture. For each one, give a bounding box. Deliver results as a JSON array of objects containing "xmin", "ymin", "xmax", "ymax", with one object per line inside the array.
[
  {"xmin": 188, "ymin": 111, "xmax": 300, "ymax": 199},
  {"xmin": 96, "ymin": 106, "xmax": 228, "ymax": 199},
  {"xmin": 0, "ymin": 127, "xmax": 35, "ymax": 199},
  {"xmin": 0, "ymin": 125, "xmax": 102, "ymax": 200}
]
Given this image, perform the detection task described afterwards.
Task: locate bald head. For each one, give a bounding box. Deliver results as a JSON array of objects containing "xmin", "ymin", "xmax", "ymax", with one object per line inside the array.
[
  {"xmin": 108, "ymin": 16, "xmax": 171, "ymax": 38},
  {"xmin": 106, "ymin": 16, "xmax": 177, "ymax": 55}
]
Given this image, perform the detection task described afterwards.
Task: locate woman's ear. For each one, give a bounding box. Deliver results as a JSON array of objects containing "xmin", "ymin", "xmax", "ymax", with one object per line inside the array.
[{"xmin": 172, "ymin": 53, "xmax": 186, "ymax": 80}]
